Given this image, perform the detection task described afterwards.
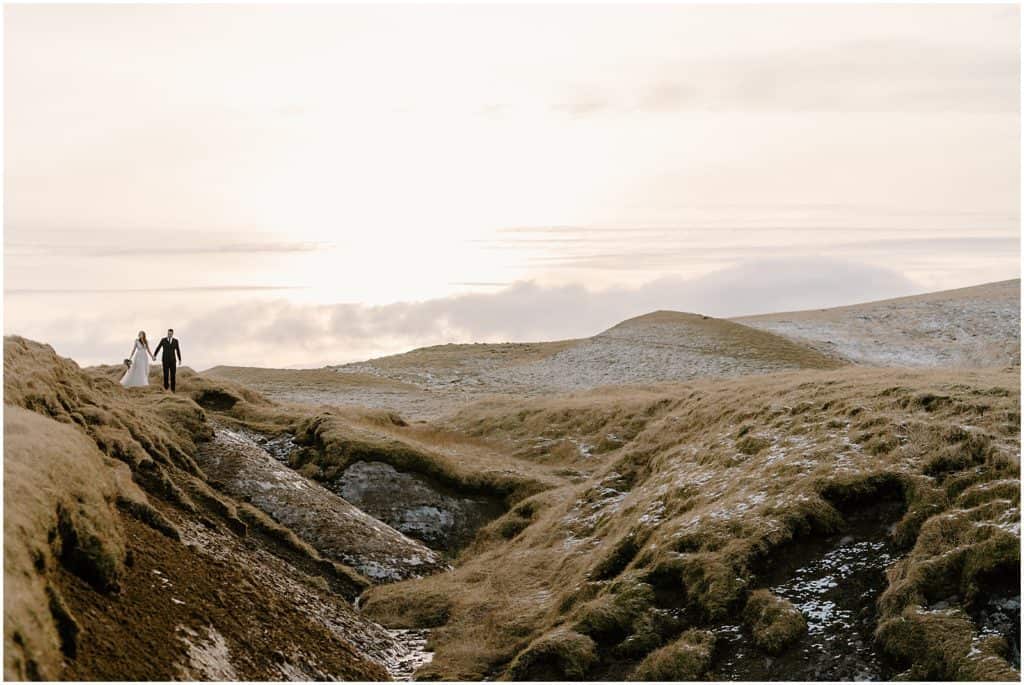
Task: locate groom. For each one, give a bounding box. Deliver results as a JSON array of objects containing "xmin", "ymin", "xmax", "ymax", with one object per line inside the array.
[{"xmin": 152, "ymin": 328, "xmax": 182, "ymax": 392}]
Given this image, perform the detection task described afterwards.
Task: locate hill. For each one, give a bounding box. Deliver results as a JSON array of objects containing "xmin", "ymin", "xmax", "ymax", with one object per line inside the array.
[
  {"xmin": 736, "ymin": 279, "xmax": 1020, "ymax": 368},
  {"xmin": 3, "ymin": 336, "xmax": 504, "ymax": 679},
  {"xmin": 208, "ymin": 280, "xmax": 1018, "ymax": 420},
  {"xmin": 5, "ymin": 278, "xmax": 1021, "ymax": 681},
  {"xmin": 476, "ymin": 310, "xmax": 843, "ymax": 393},
  {"xmin": 362, "ymin": 366, "xmax": 1020, "ymax": 680},
  {"xmin": 210, "ymin": 312, "xmax": 844, "ymax": 419}
]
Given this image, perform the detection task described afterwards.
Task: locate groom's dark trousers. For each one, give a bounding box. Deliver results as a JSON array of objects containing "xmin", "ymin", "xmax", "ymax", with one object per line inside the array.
[
  {"xmin": 153, "ymin": 337, "xmax": 181, "ymax": 391},
  {"xmin": 162, "ymin": 362, "xmax": 176, "ymax": 392}
]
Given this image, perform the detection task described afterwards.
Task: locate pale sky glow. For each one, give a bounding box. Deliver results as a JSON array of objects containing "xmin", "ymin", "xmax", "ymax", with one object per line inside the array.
[{"xmin": 4, "ymin": 3, "xmax": 1020, "ymax": 368}]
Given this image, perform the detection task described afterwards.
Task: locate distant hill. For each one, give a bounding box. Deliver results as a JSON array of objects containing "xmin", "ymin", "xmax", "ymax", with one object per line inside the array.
[
  {"xmin": 474, "ymin": 310, "xmax": 844, "ymax": 393},
  {"xmin": 209, "ymin": 280, "xmax": 1019, "ymax": 420},
  {"xmin": 735, "ymin": 279, "xmax": 1020, "ymax": 368}
]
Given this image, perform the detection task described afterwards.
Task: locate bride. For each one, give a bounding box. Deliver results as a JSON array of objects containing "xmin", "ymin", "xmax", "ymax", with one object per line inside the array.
[{"xmin": 120, "ymin": 331, "xmax": 153, "ymax": 387}]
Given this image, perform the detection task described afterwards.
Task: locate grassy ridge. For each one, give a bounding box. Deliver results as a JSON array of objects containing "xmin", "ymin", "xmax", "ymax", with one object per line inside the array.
[
  {"xmin": 362, "ymin": 367, "xmax": 1020, "ymax": 680},
  {"xmin": 3, "ymin": 337, "xmax": 416, "ymax": 679},
  {"xmin": 5, "ymin": 333, "xmax": 1020, "ymax": 680}
]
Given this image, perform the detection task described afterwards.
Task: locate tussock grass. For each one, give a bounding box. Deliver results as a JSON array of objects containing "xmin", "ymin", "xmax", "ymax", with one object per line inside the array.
[
  {"xmin": 6, "ymin": 335, "xmax": 1020, "ymax": 680},
  {"xmin": 362, "ymin": 366, "xmax": 1019, "ymax": 680},
  {"xmin": 287, "ymin": 410, "xmax": 561, "ymax": 502},
  {"xmin": 743, "ymin": 590, "xmax": 807, "ymax": 654},
  {"xmin": 504, "ymin": 627, "xmax": 597, "ymax": 680},
  {"xmin": 629, "ymin": 628, "xmax": 715, "ymax": 680}
]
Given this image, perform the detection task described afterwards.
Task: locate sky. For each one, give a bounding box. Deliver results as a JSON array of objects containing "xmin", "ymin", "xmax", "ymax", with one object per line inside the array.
[{"xmin": 4, "ymin": 3, "xmax": 1020, "ymax": 369}]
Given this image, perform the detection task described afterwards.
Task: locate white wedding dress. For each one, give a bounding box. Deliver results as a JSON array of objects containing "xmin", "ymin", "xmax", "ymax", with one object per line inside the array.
[{"xmin": 120, "ymin": 340, "xmax": 151, "ymax": 387}]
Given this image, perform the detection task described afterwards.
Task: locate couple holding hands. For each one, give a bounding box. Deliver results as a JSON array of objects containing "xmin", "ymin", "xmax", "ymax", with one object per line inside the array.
[{"xmin": 120, "ymin": 328, "xmax": 183, "ymax": 391}]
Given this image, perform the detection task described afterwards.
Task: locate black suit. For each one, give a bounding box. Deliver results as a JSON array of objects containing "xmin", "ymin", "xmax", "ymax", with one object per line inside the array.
[{"xmin": 153, "ymin": 337, "xmax": 182, "ymax": 391}]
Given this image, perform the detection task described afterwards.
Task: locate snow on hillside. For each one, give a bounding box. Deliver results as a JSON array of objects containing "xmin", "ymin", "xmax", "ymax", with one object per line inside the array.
[{"xmin": 737, "ymin": 280, "xmax": 1020, "ymax": 368}]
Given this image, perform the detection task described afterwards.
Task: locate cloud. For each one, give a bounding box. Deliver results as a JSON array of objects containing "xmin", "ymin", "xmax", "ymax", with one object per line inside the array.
[
  {"xmin": 186, "ymin": 257, "xmax": 919, "ymax": 360},
  {"xmin": 5, "ymin": 286, "xmax": 306, "ymax": 295},
  {"xmin": 551, "ymin": 93, "xmax": 612, "ymax": 118},
  {"xmin": 476, "ymin": 233, "xmax": 1019, "ymax": 272},
  {"xmin": 11, "ymin": 257, "xmax": 925, "ymax": 369},
  {"xmin": 636, "ymin": 82, "xmax": 697, "ymax": 112},
  {"xmin": 555, "ymin": 39, "xmax": 1019, "ymax": 116},
  {"xmin": 4, "ymin": 241, "xmax": 324, "ymax": 258}
]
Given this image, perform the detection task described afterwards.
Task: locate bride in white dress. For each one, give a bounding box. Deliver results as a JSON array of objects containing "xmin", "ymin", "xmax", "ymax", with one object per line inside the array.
[{"xmin": 120, "ymin": 331, "xmax": 153, "ymax": 387}]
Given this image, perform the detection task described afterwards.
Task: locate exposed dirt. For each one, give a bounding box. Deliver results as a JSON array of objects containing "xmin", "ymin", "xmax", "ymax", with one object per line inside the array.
[{"xmin": 57, "ymin": 517, "xmax": 386, "ymax": 681}]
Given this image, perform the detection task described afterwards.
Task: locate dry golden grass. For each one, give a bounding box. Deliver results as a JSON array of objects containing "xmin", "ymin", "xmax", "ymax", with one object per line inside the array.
[
  {"xmin": 362, "ymin": 366, "xmax": 1020, "ymax": 680},
  {"xmin": 286, "ymin": 409, "xmax": 564, "ymax": 504},
  {"xmin": 205, "ymin": 365, "xmax": 419, "ymax": 392},
  {"xmin": 6, "ymin": 330, "xmax": 1020, "ymax": 681},
  {"xmin": 629, "ymin": 628, "xmax": 715, "ymax": 681},
  {"xmin": 344, "ymin": 340, "xmax": 582, "ymax": 374},
  {"xmin": 606, "ymin": 310, "xmax": 845, "ymax": 370},
  {"xmin": 743, "ymin": 589, "xmax": 807, "ymax": 654},
  {"xmin": 2, "ymin": 337, "xmax": 421, "ymax": 679}
]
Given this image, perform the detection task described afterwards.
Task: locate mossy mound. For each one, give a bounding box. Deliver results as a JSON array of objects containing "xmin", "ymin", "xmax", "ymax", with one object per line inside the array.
[
  {"xmin": 4, "ymin": 407, "xmax": 156, "ymax": 679},
  {"xmin": 743, "ymin": 589, "xmax": 807, "ymax": 654},
  {"xmin": 629, "ymin": 629, "xmax": 715, "ymax": 680},
  {"xmin": 505, "ymin": 628, "xmax": 597, "ymax": 680}
]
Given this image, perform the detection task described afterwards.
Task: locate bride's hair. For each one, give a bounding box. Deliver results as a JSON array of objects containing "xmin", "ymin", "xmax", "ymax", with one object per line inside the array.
[{"xmin": 138, "ymin": 331, "xmax": 147, "ymax": 345}]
